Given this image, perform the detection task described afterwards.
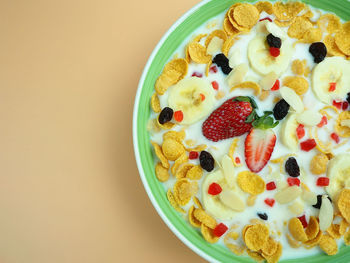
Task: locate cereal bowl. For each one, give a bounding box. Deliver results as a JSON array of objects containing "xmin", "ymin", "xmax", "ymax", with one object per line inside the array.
[{"xmin": 133, "ymin": 0, "xmax": 350, "ymax": 262}]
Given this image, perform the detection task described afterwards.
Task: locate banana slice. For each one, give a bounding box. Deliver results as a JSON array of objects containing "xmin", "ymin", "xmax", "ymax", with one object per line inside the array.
[
  {"xmin": 248, "ymin": 35, "xmax": 294, "ymax": 76},
  {"xmin": 312, "ymin": 57, "xmax": 350, "ymax": 104},
  {"xmin": 280, "ymin": 113, "xmax": 299, "ymax": 151},
  {"xmin": 168, "ymin": 77, "xmax": 215, "ymax": 124},
  {"xmin": 326, "ymin": 154, "xmax": 350, "ymax": 199}
]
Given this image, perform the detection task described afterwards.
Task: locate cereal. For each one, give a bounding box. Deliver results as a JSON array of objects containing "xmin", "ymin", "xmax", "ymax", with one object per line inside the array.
[
  {"xmin": 259, "ymin": 90, "xmax": 269, "ymax": 101},
  {"xmin": 201, "ymin": 224, "xmax": 219, "ymax": 243},
  {"xmin": 273, "ymin": 1, "xmax": 305, "ymax": 21},
  {"xmin": 244, "ymin": 224, "xmax": 269, "ymax": 251},
  {"xmin": 261, "ymin": 237, "xmax": 278, "ymax": 256},
  {"xmin": 246, "ymin": 249, "xmax": 265, "ymax": 262},
  {"xmin": 327, "ymin": 224, "xmax": 341, "ymax": 239},
  {"xmin": 305, "ymin": 216, "xmax": 319, "ymax": 240},
  {"xmin": 156, "ymin": 119, "xmax": 176, "ymax": 130},
  {"xmin": 237, "ymin": 171, "xmax": 265, "ymax": 195},
  {"xmin": 222, "ymin": 35, "xmax": 238, "ymax": 56},
  {"xmin": 324, "ymin": 34, "xmax": 345, "ymax": 57},
  {"xmin": 263, "ymin": 242, "xmax": 282, "ymax": 263},
  {"xmin": 151, "ymin": 141, "xmax": 169, "ymax": 169},
  {"xmin": 335, "ymin": 22, "xmax": 350, "ymax": 55},
  {"xmin": 175, "ymin": 163, "xmax": 194, "ymax": 179},
  {"xmin": 188, "ymin": 42, "xmax": 211, "ymax": 64},
  {"xmin": 254, "ymin": 1, "xmax": 273, "ymax": 14},
  {"xmin": 163, "ymin": 130, "xmax": 185, "ymax": 143},
  {"xmin": 286, "ymin": 234, "xmax": 301, "ymax": 248},
  {"xmin": 337, "ymin": 189, "xmax": 350, "ymax": 223},
  {"xmin": 205, "ymin": 61, "xmax": 211, "ymax": 77},
  {"xmin": 155, "ymin": 70, "xmax": 182, "ymax": 95},
  {"xmin": 275, "ymin": 19, "xmax": 295, "ymax": 27},
  {"xmin": 282, "ymin": 76, "xmax": 309, "ymax": 95},
  {"xmin": 150, "ymin": 93, "xmax": 161, "ymax": 113},
  {"xmin": 194, "ymin": 208, "xmax": 217, "ymax": 229},
  {"xmin": 304, "ymin": 230, "xmax": 323, "ymax": 249},
  {"xmin": 288, "ymin": 217, "xmax": 308, "ymax": 242},
  {"xmin": 335, "ymin": 111, "xmax": 350, "ymax": 137},
  {"xmin": 230, "ymin": 81, "xmax": 261, "ymax": 95},
  {"xmin": 233, "ymin": 3, "xmax": 259, "ymax": 29},
  {"xmin": 188, "ymin": 206, "xmax": 201, "ymax": 228},
  {"xmin": 155, "ymin": 162, "xmax": 170, "ymax": 182},
  {"xmin": 247, "ymin": 194, "xmax": 257, "ymax": 207},
  {"xmin": 223, "ymin": 17, "xmax": 240, "ymax": 36},
  {"xmin": 317, "ymin": 14, "xmax": 342, "ymax": 34},
  {"xmin": 225, "ymin": 243, "xmax": 245, "ymax": 255},
  {"xmin": 319, "ymin": 234, "xmax": 338, "ymax": 255},
  {"xmin": 300, "ymin": 28, "xmax": 323, "ymax": 43},
  {"xmin": 310, "ymin": 153, "xmax": 328, "ymax": 175},
  {"xmin": 340, "ymin": 218, "xmax": 349, "ymax": 235},
  {"xmin": 167, "ymin": 189, "xmax": 185, "ymax": 213},
  {"xmin": 162, "ymin": 138, "xmax": 185, "ymax": 161},
  {"xmin": 193, "ymin": 196, "xmax": 203, "ymax": 209},
  {"xmin": 171, "ymin": 152, "xmax": 188, "ymax": 175},
  {"xmin": 288, "ymin": 17, "xmax": 313, "ymax": 40},
  {"xmin": 205, "ymin": 30, "xmax": 227, "ymax": 47},
  {"xmin": 174, "ymin": 178, "xmax": 198, "ymax": 206},
  {"xmin": 291, "ymin": 59, "xmax": 306, "ymax": 75},
  {"xmin": 186, "ymin": 165, "xmax": 203, "ymax": 180}
]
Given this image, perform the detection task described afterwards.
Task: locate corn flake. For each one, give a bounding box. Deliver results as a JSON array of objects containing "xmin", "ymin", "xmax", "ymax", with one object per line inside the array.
[
  {"xmin": 155, "ymin": 162, "xmax": 169, "ymax": 182},
  {"xmin": 193, "ymin": 196, "xmax": 203, "ymax": 209},
  {"xmin": 174, "ymin": 178, "xmax": 198, "ymax": 206},
  {"xmin": 223, "ymin": 17, "xmax": 240, "ymax": 36},
  {"xmin": 327, "ymin": 224, "xmax": 341, "ymax": 239},
  {"xmin": 283, "ymin": 76, "xmax": 309, "ymax": 95},
  {"xmin": 175, "ymin": 163, "xmax": 194, "ymax": 179},
  {"xmin": 194, "ymin": 208, "xmax": 217, "ymax": 229},
  {"xmin": 273, "ymin": 1, "xmax": 306, "ymax": 21},
  {"xmin": 201, "ymin": 224, "xmax": 219, "ymax": 243},
  {"xmin": 340, "ymin": 218, "xmax": 349, "ymax": 235},
  {"xmin": 275, "ymin": 19, "xmax": 295, "ymax": 27},
  {"xmin": 319, "ymin": 234, "xmax": 338, "ymax": 255},
  {"xmin": 300, "ymin": 28, "xmax": 322, "ymax": 43},
  {"xmin": 317, "ymin": 14, "xmax": 342, "ymax": 34},
  {"xmin": 291, "ymin": 59, "xmax": 306, "ymax": 75},
  {"xmin": 244, "ymin": 224, "xmax": 269, "ymax": 251},
  {"xmin": 237, "ymin": 171, "xmax": 265, "ymax": 195},
  {"xmin": 156, "ymin": 119, "xmax": 176, "ymax": 130},
  {"xmin": 305, "ymin": 216, "xmax": 319, "ymax": 240},
  {"xmin": 345, "ymin": 228, "xmax": 350, "ymax": 245},
  {"xmin": 255, "ymin": 1, "xmax": 273, "ymax": 14},
  {"xmin": 261, "ymin": 237, "xmax": 278, "ymax": 256},
  {"xmin": 263, "ymin": 241, "xmax": 282, "ymax": 263},
  {"xmin": 167, "ymin": 189, "xmax": 185, "ymax": 213},
  {"xmin": 163, "ymin": 130, "xmax": 185, "ymax": 143},
  {"xmin": 155, "ymin": 69, "xmax": 182, "ymax": 95},
  {"xmin": 205, "ymin": 30, "xmax": 227, "ymax": 47},
  {"xmin": 171, "ymin": 152, "xmax": 189, "ymax": 175},
  {"xmin": 335, "ymin": 22, "xmax": 350, "ymax": 55},
  {"xmin": 150, "ymin": 93, "xmax": 161, "ymax": 113},
  {"xmin": 186, "ymin": 165, "xmax": 203, "ymax": 180},
  {"xmin": 304, "ymin": 230, "xmax": 323, "ymax": 249},
  {"xmin": 335, "ymin": 111, "xmax": 350, "ymax": 137},
  {"xmin": 233, "ymin": 3, "xmax": 259, "ymax": 29},
  {"xmin": 188, "ymin": 206, "xmax": 201, "ymax": 228},
  {"xmin": 230, "ymin": 81, "xmax": 261, "ymax": 95},
  {"xmin": 188, "ymin": 42, "xmax": 211, "ymax": 64},
  {"xmin": 162, "ymin": 138, "xmax": 185, "ymax": 161},
  {"xmin": 246, "ymin": 249, "xmax": 265, "ymax": 262},
  {"xmin": 338, "ymin": 189, "xmax": 350, "ymax": 223},
  {"xmin": 288, "ymin": 217, "xmax": 308, "ymax": 242},
  {"xmin": 287, "ymin": 233, "xmax": 301, "ymax": 248},
  {"xmin": 288, "ymin": 17, "xmax": 313, "ymax": 40},
  {"xmin": 151, "ymin": 141, "xmax": 169, "ymax": 169},
  {"xmin": 222, "ymin": 35, "xmax": 238, "ymax": 56}
]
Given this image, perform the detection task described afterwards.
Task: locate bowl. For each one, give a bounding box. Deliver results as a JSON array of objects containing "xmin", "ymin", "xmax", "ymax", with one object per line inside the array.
[{"xmin": 133, "ymin": 0, "xmax": 350, "ymax": 262}]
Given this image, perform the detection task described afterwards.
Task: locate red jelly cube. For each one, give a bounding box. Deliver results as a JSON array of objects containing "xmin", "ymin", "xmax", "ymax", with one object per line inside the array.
[
  {"xmin": 300, "ymin": 139, "xmax": 316, "ymax": 152},
  {"xmin": 271, "ymin": 79, "xmax": 280, "ymax": 91},
  {"xmin": 213, "ymin": 223, "xmax": 228, "ymax": 237},
  {"xmin": 200, "ymin": 93, "xmax": 205, "ymax": 101},
  {"xmin": 316, "ymin": 177, "xmax": 330, "ymax": 187},
  {"xmin": 264, "ymin": 198, "xmax": 275, "ymax": 207},
  {"xmin": 259, "ymin": 17, "xmax": 273, "ymax": 22},
  {"xmin": 298, "ymin": 215, "xmax": 308, "ymax": 228},
  {"xmin": 192, "ymin": 72, "xmax": 203, "ymax": 78},
  {"xmin": 329, "ymin": 82, "xmax": 336, "ymax": 92},
  {"xmin": 317, "ymin": 115, "xmax": 328, "ymax": 127},
  {"xmin": 235, "ymin": 157, "xmax": 241, "ymax": 164},
  {"xmin": 296, "ymin": 124, "xmax": 305, "ymax": 139},
  {"xmin": 208, "ymin": 183, "xmax": 222, "ymax": 195},
  {"xmin": 209, "ymin": 65, "xmax": 218, "ymax": 73},
  {"xmin": 269, "ymin": 47, "xmax": 280, "ymax": 57},
  {"xmin": 174, "ymin": 110, "xmax": 184, "ymax": 122},
  {"xmin": 330, "ymin": 132, "xmax": 340, "ymax": 144},
  {"xmin": 287, "ymin": 177, "xmax": 300, "ymax": 187},
  {"xmin": 211, "ymin": 81, "xmax": 219, "ymax": 90},
  {"xmin": 266, "ymin": 182, "xmax": 277, "ymax": 190},
  {"xmin": 333, "ymin": 100, "xmax": 342, "ymax": 109},
  {"xmin": 189, "ymin": 151, "xmax": 199, "ymax": 160}
]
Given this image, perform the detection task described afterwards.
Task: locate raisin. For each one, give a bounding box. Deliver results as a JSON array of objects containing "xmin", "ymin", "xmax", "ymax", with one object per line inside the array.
[
  {"xmin": 347, "ymin": 92, "xmax": 350, "ymax": 105},
  {"xmin": 257, "ymin": 212, "xmax": 268, "ymax": 220},
  {"xmin": 199, "ymin": 151, "xmax": 215, "ymax": 172},
  {"xmin": 158, "ymin": 107, "xmax": 173, "ymax": 124},
  {"xmin": 313, "ymin": 194, "xmax": 332, "ymax": 209},
  {"xmin": 285, "ymin": 157, "xmax": 300, "ymax": 177},
  {"xmin": 273, "ymin": 99, "xmax": 290, "ymax": 120},
  {"xmin": 309, "ymin": 42, "xmax": 327, "ymax": 63},
  {"xmin": 267, "ymin": 33, "xmax": 282, "ymax": 48},
  {"xmin": 213, "ymin": 53, "xmax": 232, "ymax": 75}
]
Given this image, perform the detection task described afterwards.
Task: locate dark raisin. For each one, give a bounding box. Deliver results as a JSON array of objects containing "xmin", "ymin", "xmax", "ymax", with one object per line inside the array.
[
  {"xmin": 267, "ymin": 33, "xmax": 281, "ymax": 48},
  {"xmin": 273, "ymin": 99, "xmax": 290, "ymax": 120},
  {"xmin": 312, "ymin": 194, "xmax": 332, "ymax": 209},
  {"xmin": 199, "ymin": 151, "xmax": 215, "ymax": 172},
  {"xmin": 257, "ymin": 212, "xmax": 268, "ymax": 220},
  {"xmin": 309, "ymin": 42, "xmax": 327, "ymax": 63},
  {"xmin": 158, "ymin": 107, "xmax": 173, "ymax": 124},
  {"xmin": 213, "ymin": 53, "xmax": 232, "ymax": 75},
  {"xmin": 285, "ymin": 157, "xmax": 300, "ymax": 177},
  {"xmin": 347, "ymin": 92, "xmax": 350, "ymax": 105}
]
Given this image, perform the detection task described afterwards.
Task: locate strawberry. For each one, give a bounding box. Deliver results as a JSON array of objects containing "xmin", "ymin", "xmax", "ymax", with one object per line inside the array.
[
  {"xmin": 202, "ymin": 97, "xmax": 255, "ymax": 142},
  {"xmin": 245, "ymin": 128, "xmax": 276, "ymax": 173}
]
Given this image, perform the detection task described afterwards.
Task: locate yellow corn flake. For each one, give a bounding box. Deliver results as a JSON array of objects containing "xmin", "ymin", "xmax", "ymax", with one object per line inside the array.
[
  {"xmin": 304, "ymin": 66, "xmax": 311, "ymax": 77},
  {"xmin": 162, "ymin": 138, "xmax": 185, "ymax": 161},
  {"xmin": 155, "ymin": 162, "xmax": 170, "ymax": 182},
  {"xmin": 319, "ymin": 234, "xmax": 338, "ymax": 255},
  {"xmin": 155, "ymin": 69, "xmax": 182, "ymax": 95},
  {"xmin": 163, "ymin": 130, "xmax": 185, "ymax": 143},
  {"xmin": 230, "ymin": 81, "xmax": 261, "ymax": 95},
  {"xmin": 247, "ymin": 194, "xmax": 257, "ymax": 207},
  {"xmin": 250, "ymin": 218, "xmax": 262, "ymax": 225},
  {"xmin": 237, "ymin": 171, "xmax": 265, "ymax": 195},
  {"xmin": 163, "ymin": 58, "xmax": 188, "ymax": 79},
  {"xmin": 273, "ymin": 1, "xmax": 306, "ymax": 21},
  {"xmin": 205, "ymin": 30, "xmax": 227, "ymax": 47},
  {"xmin": 310, "ymin": 153, "xmax": 329, "ymax": 175},
  {"xmin": 222, "ymin": 35, "xmax": 238, "ymax": 56},
  {"xmin": 261, "ymin": 237, "xmax": 278, "ymax": 256},
  {"xmin": 171, "ymin": 152, "xmax": 189, "ymax": 175},
  {"xmin": 175, "ymin": 163, "xmax": 194, "ymax": 179},
  {"xmin": 283, "ymin": 76, "xmax": 309, "ymax": 95},
  {"xmin": 259, "ymin": 90, "xmax": 270, "ymax": 101},
  {"xmin": 151, "ymin": 141, "xmax": 169, "ymax": 169},
  {"xmin": 227, "ymin": 231, "xmax": 239, "ymax": 240},
  {"xmin": 223, "ymin": 17, "xmax": 240, "ymax": 36},
  {"xmin": 345, "ymin": 228, "xmax": 350, "ymax": 245},
  {"xmin": 288, "ymin": 17, "xmax": 313, "ymax": 40},
  {"xmin": 193, "ymin": 208, "xmax": 217, "ymax": 229},
  {"xmin": 291, "ymin": 59, "xmax": 306, "ymax": 75},
  {"xmin": 335, "ymin": 22, "xmax": 350, "ymax": 55},
  {"xmin": 201, "ymin": 224, "xmax": 219, "ymax": 243},
  {"xmin": 188, "ymin": 42, "xmax": 211, "ymax": 64},
  {"xmin": 338, "ymin": 189, "xmax": 350, "ymax": 223},
  {"xmin": 275, "ymin": 19, "xmax": 295, "ymax": 27},
  {"xmin": 317, "ymin": 14, "xmax": 342, "ymax": 34},
  {"xmin": 147, "ymin": 118, "xmax": 161, "ymax": 133},
  {"xmin": 263, "ymin": 241, "xmax": 282, "ymax": 263},
  {"xmin": 185, "ymin": 139, "xmax": 195, "ymax": 147},
  {"xmin": 300, "ymin": 28, "xmax": 323, "ymax": 43},
  {"xmin": 167, "ymin": 189, "xmax": 185, "ymax": 213},
  {"xmin": 188, "ymin": 206, "xmax": 201, "ymax": 228},
  {"xmin": 186, "ymin": 165, "xmax": 203, "ymax": 180},
  {"xmin": 288, "ymin": 217, "xmax": 308, "ymax": 242},
  {"xmin": 304, "ymin": 230, "xmax": 323, "ymax": 249},
  {"xmin": 340, "ymin": 218, "xmax": 349, "ymax": 235},
  {"xmin": 156, "ymin": 119, "xmax": 176, "ymax": 130},
  {"xmin": 216, "ymin": 90, "xmax": 225, "ymax": 100},
  {"xmin": 244, "ymin": 224, "xmax": 269, "ymax": 251},
  {"xmin": 305, "ymin": 216, "xmax": 319, "ymax": 240},
  {"xmin": 185, "ymin": 144, "xmax": 207, "ymax": 152},
  {"xmin": 255, "ymin": 1, "xmax": 273, "ymax": 14},
  {"xmin": 286, "ymin": 233, "xmax": 301, "ymax": 248},
  {"xmin": 327, "ymin": 224, "xmax": 341, "ymax": 239},
  {"xmin": 233, "ymin": 3, "xmax": 259, "ymax": 29},
  {"xmin": 193, "ymin": 196, "xmax": 203, "ymax": 209},
  {"xmin": 225, "ymin": 243, "xmax": 245, "ymax": 255},
  {"xmin": 205, "ymin": 61, "xmax": 211, "ymax": 77},
  {"xmin": 335, "ymin": 111, "xmax": 350, "ymax": 137},
  {"xmin": 150, "ymin": 93, "xmax": 161, "ymax": 113},
  {"xmin": 246, "ymin": 249, "xmax": 265, "ymax": 262},
  {"xmin": 229, "ymin": 138, "xmax": 239, "ymax": 162},
  {"xmin": 185, "ymin": 45, "xmax": 191, "ymax": 63},
  {"xmin": 173, "ymin": 178, "xmax": 198, "ymax": 206}
]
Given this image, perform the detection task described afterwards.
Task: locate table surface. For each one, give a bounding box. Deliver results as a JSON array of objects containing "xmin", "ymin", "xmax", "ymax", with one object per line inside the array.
[{"xmin": 0, "ymin": 0, "xmax": 205, "ymax": 262}]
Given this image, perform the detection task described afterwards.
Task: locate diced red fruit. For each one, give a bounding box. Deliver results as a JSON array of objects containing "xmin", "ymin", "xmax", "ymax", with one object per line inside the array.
[
  {"xmin": 174, "ymin": 110, "xmax": 184, "ymax": 122},
  {"xmin": 266, "ymin": 182, "xmax": 277, "ymax": 190},
  {"xmin": 298, "ymin": 215, "xmax": 308, "ymax": 228},
  {"xmin": 329, "ymin": 82, "xmax": 336, "ymax": 92},
  {"xmin": 342, "ymin": 101, "xmax": 349, "ymax": 110},
  {"xmin": 271, "ymin": 79, "xmax": 280, "ymax": 91},
  {"xmin": 317, "ymin": 177, "xmax": 330, "ymax": 187},
  {"xmin": 245, "ymin": 128, "xmax": 276, "ymax": 173},
  {"xmin": 209, "ymin": 65, "xmax": 218, "ymax": 73},
  {"xmin": 213, "ymin": 223, "xmax": 228, "ymax": 237},
  {"xmin": 330, "ymin": 132, "xmax": 340, "ymax": 144},
  {"xmin": 264, "ymin": 198, "xmax": 275, "ymax": 207},
  {"xmin": 300, "ymin": 139, "xmax": 316, "ymax": 152},
  {"xmin": 192, "ymin": 72, "xmax": 203, "ymax": 78},
  {"xmin": 287, "ymin": 177, "xmax": 300, "ymax": 187},
  {"xmin": 333, "ymin": 100, "xmax": 342, "ymax": 109},
  {"xmin": 259, "ymin": 17, "xmax": 273, "ymax": 22},
  {"xmin": 296, "ymin": 124, "xmax": 305, "ymax": 140},
  {"xmin": 200, "ymin": 93, "xmax": 205, "ymax": 101},
  {"xmin": 189, "ymin": 151, "xmax": 199, "ymax": 160},
  {"xmin": 208, "ymin": 182, "xmax": 222, "ymax": 195},
  {"xmin": 269, "ymin": 47, "xmax": 280, "ymax": 57},
  {"xmin": 211, "ymin": 81, "xmax": 219, "ymax": 90},
  {"xmin": 235, "ymin": 157, "xmax": 241, "ymax": 164},
  {"xmin": 317, "ymin": 115, "xmax": 328, "ymax": 127}
]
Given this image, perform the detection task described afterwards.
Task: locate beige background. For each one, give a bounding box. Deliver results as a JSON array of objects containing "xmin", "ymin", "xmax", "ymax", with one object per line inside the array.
[{"xmin": 0, "ymin": 0, "xmax": 205, "ymax": 262}]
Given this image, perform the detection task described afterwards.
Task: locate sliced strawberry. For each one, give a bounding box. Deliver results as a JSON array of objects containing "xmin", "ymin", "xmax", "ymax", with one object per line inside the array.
[{"xmin": 245, "ymin": 128, "xmax": 276, "ymax": 173}]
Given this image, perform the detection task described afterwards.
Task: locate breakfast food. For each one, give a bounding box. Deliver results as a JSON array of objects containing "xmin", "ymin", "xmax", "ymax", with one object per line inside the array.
[{"xmin": 147, "ymin": 1, "xmax": 350, "ymax": 261}]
